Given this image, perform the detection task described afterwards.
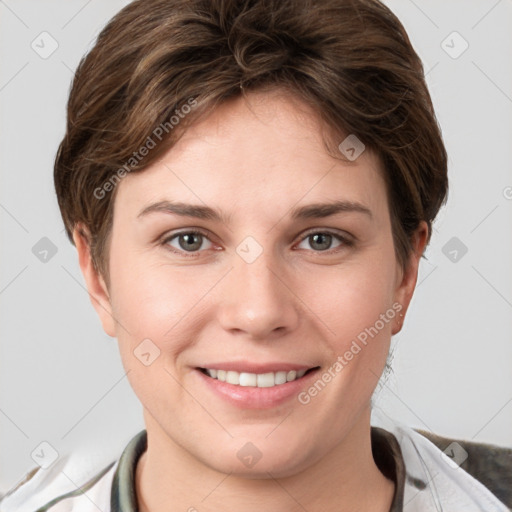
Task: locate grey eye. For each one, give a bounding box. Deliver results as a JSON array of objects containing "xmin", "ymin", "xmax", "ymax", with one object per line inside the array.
[
  {"xmin": 179, "ymin": 233, "xmax": 203, "ymax": 251},
  {"xmin": 309, "ymin": 233, "xmax": 333, "ymax": 251},
  {"xmin": 296, "ymin": 232, "xmax": 344, "ymax": 252},
  {"xmin": 166, "ymin": 232, "xmax": 213, "ymax": 252}
]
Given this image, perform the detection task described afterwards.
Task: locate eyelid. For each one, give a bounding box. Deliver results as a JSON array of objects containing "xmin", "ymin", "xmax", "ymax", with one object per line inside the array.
[
  {"xmin": 160, "ymin": 228, "xmax": 218, "ymax": 257},
  {"xmin": 295, "ymin": 227, "xmax": 354, "ymax": 244},
  {"xmin": 159, "ymin": 227, "xmax": 355, "ymax": 256},
  {"xmin": 161, "ymin": 227, "xmax": 211, "ymax": 240}
]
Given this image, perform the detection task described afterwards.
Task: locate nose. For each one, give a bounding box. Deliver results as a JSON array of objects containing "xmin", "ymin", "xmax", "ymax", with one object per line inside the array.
[{"xmin": 217, "ymin": 251, "xmax": 300, "ymax": 341}]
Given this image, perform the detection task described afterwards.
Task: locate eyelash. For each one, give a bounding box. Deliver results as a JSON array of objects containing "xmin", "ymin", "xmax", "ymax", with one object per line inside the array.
[
  {"xmin": 160, "ymin": 229, "xmax": 216, "ymax": 258},
  {"xmin": 160, "ymin": 228, "xmax": 354, "ymax": 258}
]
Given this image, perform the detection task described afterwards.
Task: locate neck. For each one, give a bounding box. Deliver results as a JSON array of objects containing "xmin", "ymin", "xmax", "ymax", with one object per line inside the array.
[{"xmin": 136, "ymin": 409, "xmax": 395, "ymax": 512}]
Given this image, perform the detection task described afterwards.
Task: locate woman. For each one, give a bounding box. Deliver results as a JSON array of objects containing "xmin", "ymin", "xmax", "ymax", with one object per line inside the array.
[{"xmin": 2, "ymin": 0, "xmax": 510, "ymax": 511}]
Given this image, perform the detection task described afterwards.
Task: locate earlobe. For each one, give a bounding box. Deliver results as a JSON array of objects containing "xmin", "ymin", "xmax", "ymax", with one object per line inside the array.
[
  {"xmin": 392, "ymin": 221, "xmax": 429, "ymax": 335},
  {"xmin": 73, "ymin": 225, "xmax": 117, "ymax": 337}
]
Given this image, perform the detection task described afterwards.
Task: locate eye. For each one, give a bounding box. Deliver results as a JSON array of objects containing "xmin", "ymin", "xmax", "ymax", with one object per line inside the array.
[
  {"xmin": 296, "ymin": 231, "xmax": 350, "ymax": 252},
  {"xmin": 163, "ymin": 230, "xmax": 214, "ymax": 253}
]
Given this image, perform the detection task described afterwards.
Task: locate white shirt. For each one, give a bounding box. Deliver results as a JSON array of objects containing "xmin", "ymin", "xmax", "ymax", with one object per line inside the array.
[{"xmin": 1, "ymin": 413, "xmax": 509, "ymax": 511}]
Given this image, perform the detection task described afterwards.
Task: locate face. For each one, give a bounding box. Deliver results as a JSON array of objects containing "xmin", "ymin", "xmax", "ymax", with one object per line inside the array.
[{"xmin": 78, "ymin": 90, "xmax": 425, "ymax": 478}]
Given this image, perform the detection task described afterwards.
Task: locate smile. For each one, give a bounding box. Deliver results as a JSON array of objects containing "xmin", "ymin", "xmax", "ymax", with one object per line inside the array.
[{"xmin": 199, "ymin": 368, "xmax": 316, "ymax": 388}]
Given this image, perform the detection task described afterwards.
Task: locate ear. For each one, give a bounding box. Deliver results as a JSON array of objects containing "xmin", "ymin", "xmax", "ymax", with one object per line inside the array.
[
  {"xmin": 392, "ymin": 221, "xmax": 429, "ymax": 335},
  {"xmin": 73, "ymin": 225, "xmax": 117, "ymax": 337}
]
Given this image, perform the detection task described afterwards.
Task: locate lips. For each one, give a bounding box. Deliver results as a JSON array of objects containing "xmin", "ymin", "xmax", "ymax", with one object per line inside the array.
[
  {"xmin": 200, "ymin": 368, "xmax": 312, "ymax": 387},
  {"xmin": 196, "ymin": 364, "xmax": 321, "ymax": 408}
]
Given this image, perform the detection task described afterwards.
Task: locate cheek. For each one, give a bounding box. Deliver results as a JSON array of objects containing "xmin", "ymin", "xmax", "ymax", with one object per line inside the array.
[
  {"xmin": 107, "ymin": 260, "xmax": 212, "ymax": 409},
  {"xmin": 107, "ymin": 253, "xmax": 221, "ymax": 354},
  {"xmin": 304, "ymin": 255, "xmax": 397, "ymax": 346}
]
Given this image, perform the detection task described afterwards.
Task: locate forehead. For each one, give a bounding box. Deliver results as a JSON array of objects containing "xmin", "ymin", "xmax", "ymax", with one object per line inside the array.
[{"xmin": 113, "ymin": 91, "xmax": 389, "ymax": 224}]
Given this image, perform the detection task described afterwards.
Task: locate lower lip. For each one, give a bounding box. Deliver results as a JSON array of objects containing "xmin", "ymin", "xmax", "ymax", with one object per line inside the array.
[{"xmin": 195, "ymin": 368, "xmax": 320, "ymax": 409}]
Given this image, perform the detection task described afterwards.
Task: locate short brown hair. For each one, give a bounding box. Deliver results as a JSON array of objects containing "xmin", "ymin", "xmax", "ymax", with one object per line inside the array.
[{"xmin": 54, "ymin": 0, "xmax": 448, "ymax": 280}]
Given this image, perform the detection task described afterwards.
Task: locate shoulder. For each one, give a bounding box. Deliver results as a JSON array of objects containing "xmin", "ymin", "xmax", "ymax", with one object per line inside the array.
[
  {"xmin": 415, "ymin": 429, "xmax": 512, "ymax": 509},
  {"xmin": 0, "ymin": 430, "xmax": 146, "ymax": 512},
  {"xmin": 0, "ymin": 453, "xmax": 118, "ymax": 512},
  {"xmin": 371, "ymin": 412, "xmax": 511, "ymax": 510}
]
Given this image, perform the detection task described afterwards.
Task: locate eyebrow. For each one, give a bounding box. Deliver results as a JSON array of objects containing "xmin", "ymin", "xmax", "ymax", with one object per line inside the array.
[
  {"xmin": 137, "ymin": 199, "xmax": 372, "ymax": 222},
  {"xmin": 137, "ymin": 201, "xmax": 231, "ymax": 223},
  {"xmin": 291, "ymin": 200, "xmax": 372, "ymax": 220}
]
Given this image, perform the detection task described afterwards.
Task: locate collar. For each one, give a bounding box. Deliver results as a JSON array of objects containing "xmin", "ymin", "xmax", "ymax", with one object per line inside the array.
[{"xmin": 111, "ymin": 429, "xmax": 147, "ymax": 512}]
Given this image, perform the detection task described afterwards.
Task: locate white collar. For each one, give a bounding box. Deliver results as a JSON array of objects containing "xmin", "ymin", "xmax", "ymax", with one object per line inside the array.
[{"xmin": 371, "ymin": 409, "xmax": 509, "ymax": 511}]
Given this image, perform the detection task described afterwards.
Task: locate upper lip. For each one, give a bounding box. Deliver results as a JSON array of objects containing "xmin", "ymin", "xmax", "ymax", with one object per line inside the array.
[{"xmin": 196, "ymin": 362, "xmax": 319, "ymax": 373}]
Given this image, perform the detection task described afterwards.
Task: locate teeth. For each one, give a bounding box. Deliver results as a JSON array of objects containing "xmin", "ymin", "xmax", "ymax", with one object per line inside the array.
[
  {"xmin": 275, "ymin": 371, "xmax": 287, "ymax": 385},
  {"xmin": 240, "ymin": 372, "xmax": 257, "ymax": 387},
  {"xmin": 204, "ymin": 368, "xmax": 310, "ymax": 387},
  {"xmin": 226, "ymin": 371, "xmax": 240, "ymax": 385},
  {"xmin": 257, "ymin": 372, "xmax": 274, "ymax": 387}
]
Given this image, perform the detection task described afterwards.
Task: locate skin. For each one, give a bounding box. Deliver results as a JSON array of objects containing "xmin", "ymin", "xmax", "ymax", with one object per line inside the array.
[{"xmin": 75, "ymin": 89, "xmax": 427, "ymax": 512}]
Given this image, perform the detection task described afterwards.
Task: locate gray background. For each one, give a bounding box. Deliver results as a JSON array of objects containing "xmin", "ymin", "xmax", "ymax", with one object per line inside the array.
[{"xmin": 1, "ymin": 0, "xmax": 511, "ymax": 495}]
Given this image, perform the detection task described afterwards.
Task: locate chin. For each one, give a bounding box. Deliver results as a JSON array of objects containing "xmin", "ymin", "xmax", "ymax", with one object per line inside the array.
[{"xmin": 200, "ymin": 434, "xmax": 317, "ymax": 479}]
